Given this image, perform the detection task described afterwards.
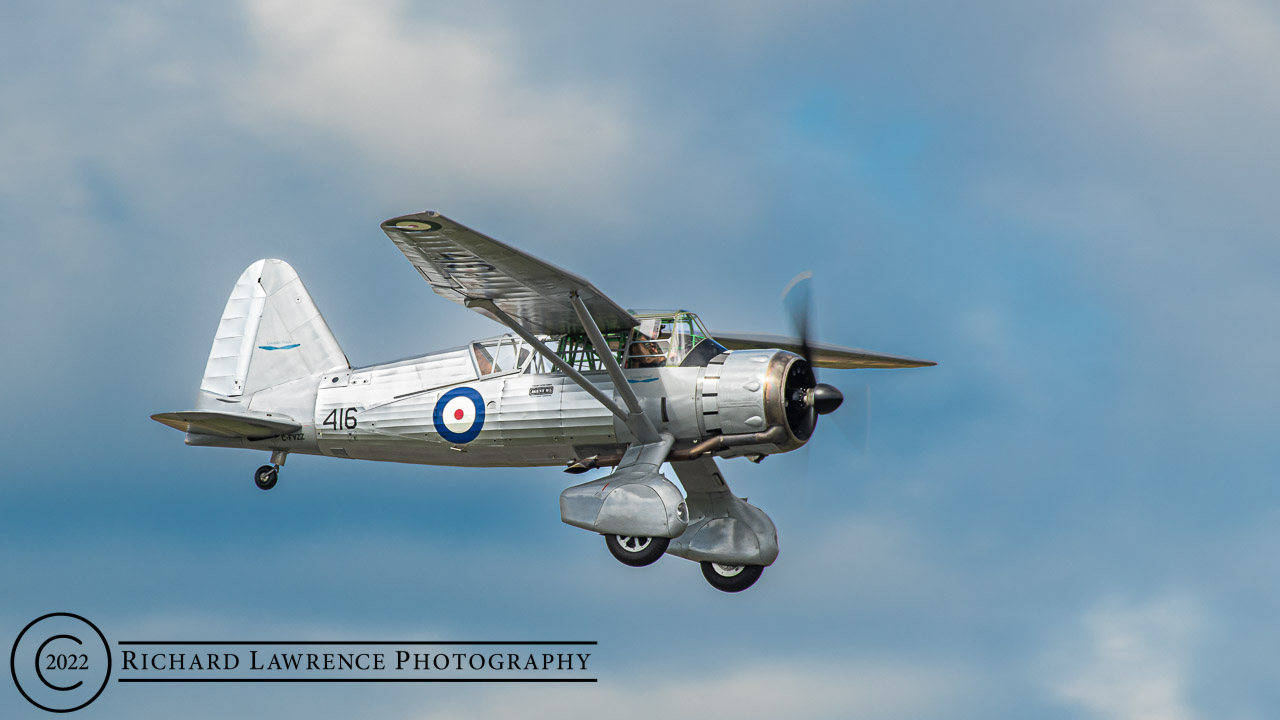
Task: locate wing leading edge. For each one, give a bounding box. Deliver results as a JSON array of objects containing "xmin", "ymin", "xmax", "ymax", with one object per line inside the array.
[
  {"xmin": 710, "ymin": 331, "xmax": 936, "ymax": 369},
  {"xmin": 381, "ymin": 212, "xmax": 637, "ymax": 336}
]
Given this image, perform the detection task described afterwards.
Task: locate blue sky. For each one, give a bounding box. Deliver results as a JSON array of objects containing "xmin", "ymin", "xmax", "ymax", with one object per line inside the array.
[{"xmin": 4, "ymin": 1, "xmax": 1280, "ymax": 717}]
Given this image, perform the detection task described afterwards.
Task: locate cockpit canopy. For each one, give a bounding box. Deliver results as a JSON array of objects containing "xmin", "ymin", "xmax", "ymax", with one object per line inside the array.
[
  {"xmin": 550, "ymin": 311, "xmax": 725, "ymax": 372},
  {"xmin": 468, "ymin": 311, "xmax": 726, "ymax": 376},
  {"xmin": 622, "ymin": 312, "xmax": 717, "ymax": 368},
  {"xmin": 470, "ymin": 336, "xmax": 533, "ymax": 376}
]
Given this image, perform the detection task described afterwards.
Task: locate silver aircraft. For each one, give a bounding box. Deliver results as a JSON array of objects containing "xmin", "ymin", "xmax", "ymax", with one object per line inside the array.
[{"xmin": 153, "ymin": 212, "xmax": 934, "ymax": 592}]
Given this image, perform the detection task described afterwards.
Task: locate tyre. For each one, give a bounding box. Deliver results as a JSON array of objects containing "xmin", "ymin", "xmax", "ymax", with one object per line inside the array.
[
  {"xmin": 700, "ymin": 562, "xmax": 763, "ymax": 592},
  {"xmin": 605, "ymin": 534, "xmax": 669, "ymax": 567},
  {"xmin": 254, "ymin": 465, "xmax": 278, "ymax": 491}
]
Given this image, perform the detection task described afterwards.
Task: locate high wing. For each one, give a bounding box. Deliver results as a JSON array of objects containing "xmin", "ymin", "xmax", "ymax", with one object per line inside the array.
[
  {"xmin": 151, "ymin": 410, "xmax": 301, "ymax": 440},
  {"xmin": 381, "ymin": 212, "xmax": 637, "ymax": 336},
  {"xmin": 710, "ymin": 331, "xmax": 936, "ymax": 369}
]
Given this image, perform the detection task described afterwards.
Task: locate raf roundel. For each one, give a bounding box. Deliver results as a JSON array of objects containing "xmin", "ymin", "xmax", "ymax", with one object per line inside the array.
[{"xmin": 433, "ymin": 387, "xmax": 486, "ymax": 444}]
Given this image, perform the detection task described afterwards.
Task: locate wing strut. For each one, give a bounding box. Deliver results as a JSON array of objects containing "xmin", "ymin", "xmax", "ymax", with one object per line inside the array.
[
  {"xmin": 465, "ymin": 298, "xmax": 660, "ymax": 444},
  {"xmin": 568, "ymin": 291, "xmax": 660, "ymax": 444}
]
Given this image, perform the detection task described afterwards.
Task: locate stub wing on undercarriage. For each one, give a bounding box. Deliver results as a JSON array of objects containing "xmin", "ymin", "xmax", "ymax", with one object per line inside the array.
[
  {"xmin": 560, "ymin": 440, "xmax": 779, "ymax": 592},
  {"xmin": 559, "ymin": 435, "xmax": 687, "ymax": 539},
  {"xmin": 667, "ymin": 456, "xmax": 779, "ymax": 568}
]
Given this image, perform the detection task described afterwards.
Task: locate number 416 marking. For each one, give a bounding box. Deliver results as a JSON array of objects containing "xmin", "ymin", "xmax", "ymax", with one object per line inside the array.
[{"xmin": 323, "ymin": 407, "xmax": 358, "ymax": 430}]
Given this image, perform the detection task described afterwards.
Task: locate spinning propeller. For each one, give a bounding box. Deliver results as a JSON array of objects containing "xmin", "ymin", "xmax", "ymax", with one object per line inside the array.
[{"xmin": 781, "ymin": 271, "xmax": 847, "ymax": 441}]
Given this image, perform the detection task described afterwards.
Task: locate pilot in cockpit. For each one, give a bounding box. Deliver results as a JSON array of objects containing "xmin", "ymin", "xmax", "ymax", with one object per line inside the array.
[
  {"xmin": 473, "ymin": 345, "xmax": 493, "ymax": 374},
  {"xmin": 627, "ymin": 332, "xmax": 666, "ymax": 368}
]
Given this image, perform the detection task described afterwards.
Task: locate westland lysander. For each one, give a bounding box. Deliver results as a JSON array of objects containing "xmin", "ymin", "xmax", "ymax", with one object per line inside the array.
[{"xmin": 154, "ymin": 212, "xmax": 934, "ymax": 592}]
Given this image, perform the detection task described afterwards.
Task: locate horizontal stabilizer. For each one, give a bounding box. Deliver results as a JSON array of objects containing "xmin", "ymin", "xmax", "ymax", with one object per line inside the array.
[
  {"xmin": 710, "ymin": 331, "xmax": 936, "ymax": 369},
  {"xmin": 151, "ymin": 410, "xmax": 301, "ymax": 440}
]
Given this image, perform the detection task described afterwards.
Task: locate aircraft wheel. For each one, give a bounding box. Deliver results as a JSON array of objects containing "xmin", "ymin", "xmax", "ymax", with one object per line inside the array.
[
  {"xmin": 254, "ymin": 465, "xmax": 279, "ymax": 491},
  {"xmin": 701, "ymin": 562, "xmax": 763, "ymax": 593},
  {"xmin": 605, "ymin": 534, "xmax": 669, "ymax": 567}
]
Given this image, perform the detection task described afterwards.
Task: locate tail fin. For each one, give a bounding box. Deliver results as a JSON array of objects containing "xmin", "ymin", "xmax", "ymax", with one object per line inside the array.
[{"xmin": 200, "ymin": 259, "xmax": 349, "ymax": 399}]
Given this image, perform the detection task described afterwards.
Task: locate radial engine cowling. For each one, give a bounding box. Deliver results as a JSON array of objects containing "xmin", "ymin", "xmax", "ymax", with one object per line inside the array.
[{"xmin": 697, "ymin": 349, "xmax": 818, "ymax": 456}]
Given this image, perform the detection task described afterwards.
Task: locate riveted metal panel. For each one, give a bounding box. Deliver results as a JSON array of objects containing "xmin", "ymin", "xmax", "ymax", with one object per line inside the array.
[
  {"xmin": 558, "ymin": 372, "xmax": 619, "ymax": 447},
  {"xmin": 497, "ymin": 375, "xmax": 568, "ymax": 445},
  {"xmin": 382, "ymin": 212, "xmax": 638, "ymax": 336},
  {"xmin": 711, "ymin": 350, "xmax": 773, "ymax": 435}
]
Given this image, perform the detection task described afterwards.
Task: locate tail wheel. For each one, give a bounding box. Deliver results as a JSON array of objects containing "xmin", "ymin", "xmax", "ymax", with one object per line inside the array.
[
  {"xmin": 605, "ymin": 534, "xmax": 669, "ymax": 567},
  {"xmin": 254, "ymin": 465, "xmax": 279, "ymax": 491},
  {"xmin": 701, "ymin": 562, "xmax": 764, "ymax": 592}
]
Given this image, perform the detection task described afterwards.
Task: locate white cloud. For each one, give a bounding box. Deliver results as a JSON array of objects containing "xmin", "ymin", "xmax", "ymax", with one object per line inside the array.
[
  {"xmin": 1099, "ymin": 0, "xmax": 1280, "ymax": 156},
  {"xmin": 231, "ymin": 0, "xmax": 640, "ymax": 219},
  {"xmin": 962, "ymin": 0, "xmax": 1280, "ymax": 431},
  {"xmin": 785, "ymin": 516, "xmax": 953, "ymax": 604},
  {"xmin": 408, "ymin": 660, "xmax": 974, "ymax": 720},
  {"xmin": 1044, "ymin": 594, "xmax": 1201, "ymax": 720}
]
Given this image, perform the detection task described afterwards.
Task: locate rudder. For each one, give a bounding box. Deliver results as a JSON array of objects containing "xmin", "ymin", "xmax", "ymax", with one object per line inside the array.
[{"xmin": 200, "ymin": 259, "xmax": 348, "ymax": 399}]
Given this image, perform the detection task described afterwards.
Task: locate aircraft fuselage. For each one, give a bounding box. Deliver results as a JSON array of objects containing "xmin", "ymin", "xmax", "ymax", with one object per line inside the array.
[{"xmin": 188, "ymin": 344, "xmax": 764, "ymax": 469}]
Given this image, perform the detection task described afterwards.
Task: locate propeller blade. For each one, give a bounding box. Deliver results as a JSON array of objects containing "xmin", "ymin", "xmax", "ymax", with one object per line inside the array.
[{"xmin": 781, "ymin": 270, "xmax": 814, "ymax": 366}]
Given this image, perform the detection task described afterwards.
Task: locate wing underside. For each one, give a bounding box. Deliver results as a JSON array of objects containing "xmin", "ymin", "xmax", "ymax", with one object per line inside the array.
[
  {"xmin": 381, "ymin": 212, "xmax": 637, "ymax": 336},
  {"xmin": 710, "ymin": 331, "xmax": 936, "ymax": 369}
]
